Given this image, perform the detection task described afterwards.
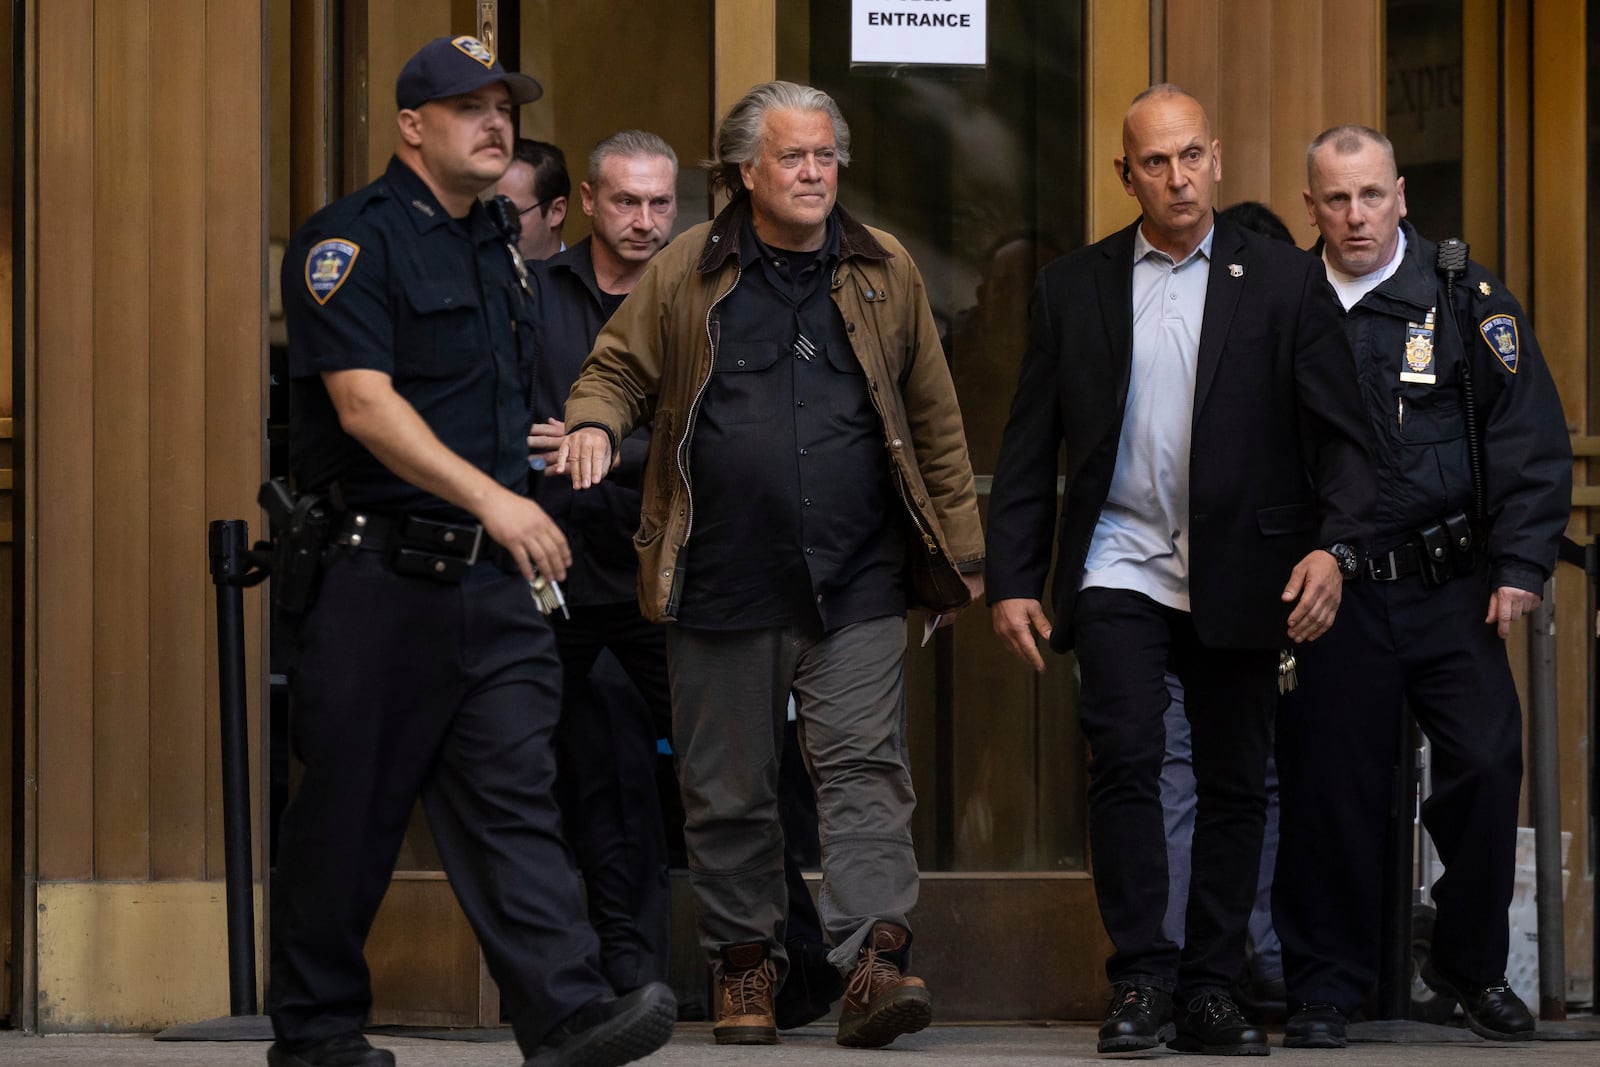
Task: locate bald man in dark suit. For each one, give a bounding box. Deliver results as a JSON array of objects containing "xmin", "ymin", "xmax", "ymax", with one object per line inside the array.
[{"xmin": 987, "ymin": 85, "xmax": 1374, "ymax": 1056}]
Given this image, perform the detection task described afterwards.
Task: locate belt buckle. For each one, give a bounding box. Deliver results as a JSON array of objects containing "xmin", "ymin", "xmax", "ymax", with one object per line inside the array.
[
  {"xmin": 1367, "ymin": 548, "xmax": 1402, "ymax": 582},
  {"xmin": 464, "ymin": 524, "xmax": 483, "ymax": 567}
]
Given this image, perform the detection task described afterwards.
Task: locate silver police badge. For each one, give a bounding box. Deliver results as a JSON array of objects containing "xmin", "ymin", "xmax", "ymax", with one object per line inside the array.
[{"xmin": 1479, "ymin": 314, "xmax": 1519, "ymax": 372}]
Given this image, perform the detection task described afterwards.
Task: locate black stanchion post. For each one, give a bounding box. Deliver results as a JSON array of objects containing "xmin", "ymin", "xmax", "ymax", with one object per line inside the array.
[
  {"xmin": 156, "ymin": 520, "xmax": 273, "ymax": 1041},
  {"xmin": 210, "ymin": 518, "xmax": 259, "ymax": 1016},
  {"xmin": 1376, "ymin": 708, "xmax": 1419, "ymax": 1019}
]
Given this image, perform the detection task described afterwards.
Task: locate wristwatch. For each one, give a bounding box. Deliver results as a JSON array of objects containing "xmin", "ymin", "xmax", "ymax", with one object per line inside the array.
[{"xmin": 1324, "ymin": 542, "xmax": 1359, "ymax": 580}]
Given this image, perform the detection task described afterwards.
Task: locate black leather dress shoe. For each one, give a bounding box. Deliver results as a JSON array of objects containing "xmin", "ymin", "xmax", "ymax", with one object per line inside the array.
[
  {"xmin": 1168, "ymin": 991, "xmax": 1268, "ymax": 1055},
  {"xmin": 267, "ymin": 1033, "xmax": 395, "ymax": 1067},
  {"xmin": 1420, "ymin": 959, "xmax": 1535, "ymax": 1040},
  {"xmin": 1097, "ymin": 981, "xmax": 1175, "ymax": 1053},
  {"xmin": 523, "ymin": 981, "xmax": 677, "ymax": 1067},
  {"xmin": 1284, "ymin": 1002, "xmax": 1348, "ymax": 1048}
]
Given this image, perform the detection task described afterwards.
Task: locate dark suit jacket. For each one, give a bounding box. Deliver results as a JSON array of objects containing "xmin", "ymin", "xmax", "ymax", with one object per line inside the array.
[
  {"xmin": 986, "ymin": 214, "xmax": 1375, "ymax": 651},
  {"xmin": 530, "ymin": 238, "xmax": 652, "ymax": 607}
]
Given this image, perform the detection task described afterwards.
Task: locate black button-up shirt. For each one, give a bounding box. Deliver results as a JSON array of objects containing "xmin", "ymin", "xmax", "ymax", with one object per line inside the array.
[
  {"xmin": 678, "ymin": 215, "xmax": 905, "ymax": 631},
  {"xmin": 285, "ymin": 156, "xmax": 536, "ymax": 523}
]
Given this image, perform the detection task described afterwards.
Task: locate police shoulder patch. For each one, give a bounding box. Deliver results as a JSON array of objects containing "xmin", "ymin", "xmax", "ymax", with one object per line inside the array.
[
  {"xmin": 305, "ymin": 239, "xmax": 360, "ymax": 306},
  {"xmin": 452, "ymin": 35, "xmax": 495, "ymax": 68},
  {"xmin": 1479, "ymin": 313, "xmax": 1519, "ymax": 373}
]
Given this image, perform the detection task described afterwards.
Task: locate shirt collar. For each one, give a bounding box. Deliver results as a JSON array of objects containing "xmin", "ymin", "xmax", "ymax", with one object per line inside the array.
[
  {"xmin": 1323, "ymin": 225, "xmax": 1408, "ymax": 289},
  {"xmin": 1133, "ymin": 217, "xmax": 1215, "ymax": 268},
  {"xmin": 739, "ymin": 210, "xmax": 841, "ymax": 269},
  {"xmin": 385, "ymin": 155, "xmax": 498, "ymax": 243}
]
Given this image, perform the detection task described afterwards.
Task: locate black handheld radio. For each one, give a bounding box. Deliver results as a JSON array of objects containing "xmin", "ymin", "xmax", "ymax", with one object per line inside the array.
[{"xmin": 1435, "ymin": 237, "xmax": 1485, "ymax": 523}]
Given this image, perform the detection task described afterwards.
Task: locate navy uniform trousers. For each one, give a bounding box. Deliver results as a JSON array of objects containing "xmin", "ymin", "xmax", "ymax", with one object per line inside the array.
[
  {"xmin": 269, "ymin": 551, "xmax": 613, "ymax": 1057},
  {"xmin": 1275, "ymin": 566, "xmax": 1523, "ymax": 1012}
]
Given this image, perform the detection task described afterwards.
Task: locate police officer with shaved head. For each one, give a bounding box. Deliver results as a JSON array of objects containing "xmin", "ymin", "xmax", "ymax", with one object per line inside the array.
[
  {"xmin": 1276, "ymin": 124, "xmax": 1571, "ymax": 1049},
  {"xmin": 269, "ymin": 35, "xmax": 673, "ymax": 1067}
]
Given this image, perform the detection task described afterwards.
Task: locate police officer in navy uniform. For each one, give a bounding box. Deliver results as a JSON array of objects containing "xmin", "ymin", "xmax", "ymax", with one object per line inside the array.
[
  {"xmin": 1277, "ymin": 125, "xmax": 1571, "ymax": 1049},
  {"xmin": 268, "ymin": 36, "xmax": 674, "ymax": 1067}
]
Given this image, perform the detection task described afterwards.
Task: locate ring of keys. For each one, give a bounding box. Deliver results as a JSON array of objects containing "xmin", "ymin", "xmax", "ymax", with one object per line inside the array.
[
  {"xmin": 1277, "ymin": 649, "xmax": 1298, "ymax": 694},
  {"xmin": 529, "ymin": 573, "xmax": 568, "ymax": 618}
]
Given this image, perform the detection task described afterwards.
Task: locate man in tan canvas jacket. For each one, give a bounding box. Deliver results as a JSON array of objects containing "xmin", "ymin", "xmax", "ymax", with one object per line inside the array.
[{"xmin": 560, "ymin": 81, "xmax": 983, "ymax": 1051}]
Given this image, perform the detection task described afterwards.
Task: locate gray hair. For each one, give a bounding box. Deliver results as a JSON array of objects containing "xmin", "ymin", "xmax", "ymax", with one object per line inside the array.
[
  {"xmin": 587, "ymin": 129, "xmax": 679, "ymax": 188},
  {"xmin": 705, "ymin": 80, "xmax": 852, "ymax": 194},
  {"xmin": 1306, "ymin": 125, "xmax": 1397, "ymax": 184}
]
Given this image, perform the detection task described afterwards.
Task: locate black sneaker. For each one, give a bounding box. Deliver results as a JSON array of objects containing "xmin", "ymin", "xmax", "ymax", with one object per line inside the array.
[
  {"xmin": 1419, "ymin": 959, "xmax": 1535, "ymax": 1040},
  {"xmin": 267, "ymin": 1033, "xmax": 394, "ymax": 1067},
  {"xmin": 1097, "ymin": 981, "xmax": 1175, "ymax": 1053},
  {"xmin": 523, "ymin": 981, "xmax": 677, "ymax": 1067},
  {"xmin": 1168, "ymin": 991, "xmax": 1268, "ymax": 1055},
  {"xmin": 1284, "ymin": 1002, "xmax": 1347, "ymax": 1048}
]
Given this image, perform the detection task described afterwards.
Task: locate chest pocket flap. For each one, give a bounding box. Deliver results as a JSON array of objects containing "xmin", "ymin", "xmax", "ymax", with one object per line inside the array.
[
  {"xmin": 404, "ymin": 279, "xmax": 481, "ymax": 315},
  {"xmin": 400, "ymin": 279, "xmax": 483, "ymax": 376},
  {"xmin": 1395, "ymin": 395, "xmax": 1465, "ymax": 445},
  {"xmin": 708, "ymin": 342, "xmax": 786, "ymax": 425}
]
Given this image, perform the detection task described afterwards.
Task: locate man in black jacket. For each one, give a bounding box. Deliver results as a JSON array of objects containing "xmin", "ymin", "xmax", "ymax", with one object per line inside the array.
[
  {"xmin": 987, "ymin": 85, "xmax": 1374, "ymax": 1056},
  {"xmin": 528, "ymin": 130, "xmax": 681, "ymax": 996},
  {"xmin": 1276, "ymin": 125, "xmax": 1571, "ymax": 1049}
]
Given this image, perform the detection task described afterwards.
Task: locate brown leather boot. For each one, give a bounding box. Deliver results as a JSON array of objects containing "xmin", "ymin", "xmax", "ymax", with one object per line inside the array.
[
  {"xmin": 712, "ymin": 942, "xmax": 778, "ymax": 1045},
  {"xmin": 835, "ymin": 922, "xmax": 933, "ymax": 1048}
]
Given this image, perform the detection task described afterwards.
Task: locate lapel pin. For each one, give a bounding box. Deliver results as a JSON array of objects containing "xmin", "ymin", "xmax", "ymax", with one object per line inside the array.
[{"xmin": 1228, "ymin": 263, "xmax": 1244, "ymax": 278}]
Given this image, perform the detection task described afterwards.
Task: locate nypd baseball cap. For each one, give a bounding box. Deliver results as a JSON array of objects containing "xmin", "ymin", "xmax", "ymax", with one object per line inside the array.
[{"xmin": 395, "ymin": 35, "xmax": 543, "ymax": 110}]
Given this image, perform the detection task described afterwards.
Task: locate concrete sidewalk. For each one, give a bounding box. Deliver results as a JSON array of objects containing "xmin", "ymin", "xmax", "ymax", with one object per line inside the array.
[{"xmin": 2, "ymin": 1020, "xmax": 1599, "ymax": 1066}]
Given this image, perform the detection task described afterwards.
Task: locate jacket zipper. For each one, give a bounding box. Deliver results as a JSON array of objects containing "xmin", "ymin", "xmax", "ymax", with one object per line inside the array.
[{"xmin": 667, "ymin": 263, "xmax": 743, "ymax": 615}]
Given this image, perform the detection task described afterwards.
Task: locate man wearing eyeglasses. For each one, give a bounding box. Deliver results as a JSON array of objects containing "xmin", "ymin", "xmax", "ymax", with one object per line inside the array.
[{"xmin": 497, "ymin": 137, "xmax": 570, "ymax": 261}]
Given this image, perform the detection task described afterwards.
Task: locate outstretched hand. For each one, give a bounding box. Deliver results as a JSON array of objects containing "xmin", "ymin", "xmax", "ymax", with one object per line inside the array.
[{"xmin": 554, "ymin": 426, "xmax": 616, "ymax": 489}]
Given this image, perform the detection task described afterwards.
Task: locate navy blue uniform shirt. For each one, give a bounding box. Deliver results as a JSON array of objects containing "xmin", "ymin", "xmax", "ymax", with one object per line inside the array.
[{"xmin": 284, "ymin": 155, "xmax": 537, "ymax": 523}]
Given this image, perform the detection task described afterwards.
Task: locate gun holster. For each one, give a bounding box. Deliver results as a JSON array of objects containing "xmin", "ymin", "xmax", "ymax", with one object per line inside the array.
[{"xmin": 258, "ymin": 479, "xmax": 331, "ymax": 615}]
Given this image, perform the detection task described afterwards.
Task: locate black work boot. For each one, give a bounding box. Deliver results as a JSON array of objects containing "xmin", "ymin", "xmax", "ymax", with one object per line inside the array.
[{"xmin": 1168, "ymin": 990, "xmax": 1268, "ymax": 1055}]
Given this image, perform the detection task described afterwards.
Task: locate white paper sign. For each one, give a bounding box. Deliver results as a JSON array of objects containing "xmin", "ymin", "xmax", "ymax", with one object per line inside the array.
[{"xmin": 851, "ymin": 0, "xmax": 987, "ymax": 67}]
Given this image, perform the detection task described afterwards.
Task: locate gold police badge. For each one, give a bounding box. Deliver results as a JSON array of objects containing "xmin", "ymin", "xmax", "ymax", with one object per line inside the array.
[{"xmin": 1399, "ymin": 308, "xmax": 1437, "ymax": 384}]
